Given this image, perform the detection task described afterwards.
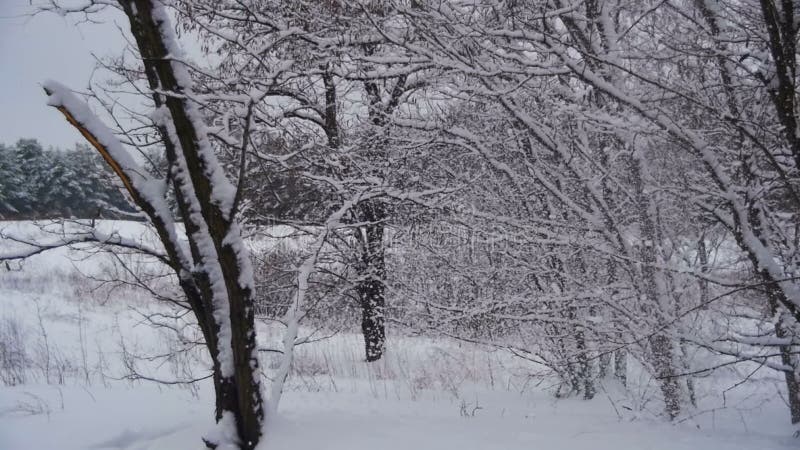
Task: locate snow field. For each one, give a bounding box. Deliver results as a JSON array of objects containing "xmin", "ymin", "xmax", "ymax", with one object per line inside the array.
[{"xmin": 0, "ymin": 220, "xmax": 796, "ymax": 449}]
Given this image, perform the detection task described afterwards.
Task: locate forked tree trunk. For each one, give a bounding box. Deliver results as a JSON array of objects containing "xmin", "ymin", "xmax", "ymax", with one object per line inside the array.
[
  {"xmin": 46, "ymin": 1, "xmax": 266, "ymax": 448},
  {"xmin": 321, "ymin": 67, "xmax": 389, "ymax": 362},
  {"xmin": 122, "ymin": 2, "xmax": 264, "ymax": 446}
]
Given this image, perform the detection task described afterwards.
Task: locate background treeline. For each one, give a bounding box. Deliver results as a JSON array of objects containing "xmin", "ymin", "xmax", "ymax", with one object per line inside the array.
[{"xmin": 0, "ymin": 139, "xmax": 135, "ymax": 220}]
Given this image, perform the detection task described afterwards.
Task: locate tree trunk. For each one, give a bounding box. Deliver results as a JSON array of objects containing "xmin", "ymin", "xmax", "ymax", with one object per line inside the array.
[
  {"xmin": 576, "ymin": 329, "xmax": 595, "ymax": 400},
  {"xmin": 768, "ymin": 294, "xmax": 800, "ymax": 423},
  {"xmin": 120, "ymin": 2, "xmax": 266, "ymax": 447},
  {"xmin": 567, "ymin": 303, "xmax": 594, "ymax": 399},
  {"xmin": 650, "ymin": 334, "xmax": 681, "ymax": 420},
  {"xmin": 357, "ymin": 199, "xmax": 386, "ymax": 362},
  {"xmin": 779, "ymin": 349, "xmax": 800, "ymax": 424},
  {"xmin": 614, "ymin": 349, "xmax": 627, "ymax": 387},
  {"xmin": 599, "ymin": 351, "xmax": 612, "ymax": 379},
  {"xmin": 629, "ymin": 151, "xmax": 682, "ymax": 419}
]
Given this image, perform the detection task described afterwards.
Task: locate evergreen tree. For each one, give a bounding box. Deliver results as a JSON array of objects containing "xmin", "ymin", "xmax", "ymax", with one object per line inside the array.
[
  {"xmin": 0, "ymin": 143, "xmax": 23, "ymax": 216},
  {"xmin": 0, "ymin": 139, "xmax": 135, "ymax": 219},
  {"xmin": 8, "ymin": 139, "xmax": 47, "ymax": 216}
]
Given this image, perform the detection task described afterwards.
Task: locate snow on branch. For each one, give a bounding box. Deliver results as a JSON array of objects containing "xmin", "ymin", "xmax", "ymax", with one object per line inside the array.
[
  {"xmin": 0, "ymin": 223, "xmax": 169, "ymax": 265},
  {"xmin": 44, "ymin": 81, "xmax": 147, "ymax": 197},
  {"xmin": 42, "ymin": 81, "xmax": 190, "ymax": 272}
]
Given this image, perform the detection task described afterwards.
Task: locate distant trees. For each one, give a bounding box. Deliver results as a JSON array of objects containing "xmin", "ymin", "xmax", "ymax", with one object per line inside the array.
[{"xmin": 0, "ymin": 139, "xmax": 134, "ymax": 220}]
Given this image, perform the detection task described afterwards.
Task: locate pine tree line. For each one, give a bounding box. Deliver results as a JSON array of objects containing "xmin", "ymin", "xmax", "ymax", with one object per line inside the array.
[{"xmin": 0, "ymin": 139, "xmax": 136, "ymax": 220}]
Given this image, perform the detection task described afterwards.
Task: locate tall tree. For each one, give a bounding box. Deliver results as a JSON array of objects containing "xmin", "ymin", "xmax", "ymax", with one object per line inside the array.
[
  {"xmin": 36, "ymin": 0, "xmax": 266, "ymax": 447},
  {"xmin": 172, "ymin": 0, "xmax": 435, "ymax": 361}
]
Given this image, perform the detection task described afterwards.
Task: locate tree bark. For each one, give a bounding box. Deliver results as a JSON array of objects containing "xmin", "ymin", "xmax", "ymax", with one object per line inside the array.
[
  {"xmin": 768, "ymin": 291, "xmax": 800, "ymax": 423},
  {"xmin": 629, "ymin": 151, "xmax": 682, "ymax": 419},
  {"xmin": 614, "ymin": 350, "xmax": 627, "ymax": 387},
  {"xmin": 356, "ymin": 199, "xmax": 387, "ymax": 362}
]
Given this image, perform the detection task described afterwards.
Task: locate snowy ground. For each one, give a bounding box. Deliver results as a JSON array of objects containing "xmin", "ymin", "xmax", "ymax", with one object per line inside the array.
[
  {"xmin": 0, "ymin": 220, "xmax": 797, "ymax": 450},
  {"xmin": 2, "ymin": 383, "xmax": 795, "ymax": 450}
]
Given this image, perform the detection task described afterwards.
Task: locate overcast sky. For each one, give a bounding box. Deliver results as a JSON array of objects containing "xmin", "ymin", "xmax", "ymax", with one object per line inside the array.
[{"xmin": 0, "ymin": 1, "xmax": 126, "ymax": 149}]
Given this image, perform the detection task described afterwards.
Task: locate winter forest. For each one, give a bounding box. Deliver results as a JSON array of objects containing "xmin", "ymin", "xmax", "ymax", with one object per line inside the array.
[{"xmin": 1, "ymin": 0, "xmax": 800, "ymax": 449}]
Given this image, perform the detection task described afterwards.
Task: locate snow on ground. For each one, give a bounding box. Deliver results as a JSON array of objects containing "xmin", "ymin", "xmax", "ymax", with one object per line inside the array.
[
  {"xmin": 1, "ymin": 376, "xmax": 795, "ymax": 450},
  {"xmin": 0, "ymin": 220, "xmax": 797, "ymax": 449}
]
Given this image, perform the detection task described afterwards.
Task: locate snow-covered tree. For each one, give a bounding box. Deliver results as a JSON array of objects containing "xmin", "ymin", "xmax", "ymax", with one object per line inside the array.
[
  {"xmin": 170, "ymin": 0, "xmax": 441, "ymax": 362},
  {"xmin": 31, "ymin": 1, "xmax": 266, "ymax": 447}
]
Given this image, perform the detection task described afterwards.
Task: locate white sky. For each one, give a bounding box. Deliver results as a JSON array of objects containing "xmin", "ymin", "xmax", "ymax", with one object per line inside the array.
[{"xmin": 0, "ymin": 1, "xmax": 127, "ymax": 149}]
